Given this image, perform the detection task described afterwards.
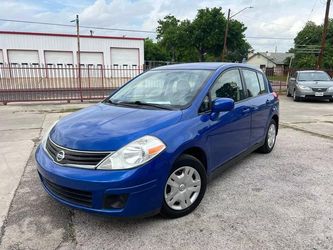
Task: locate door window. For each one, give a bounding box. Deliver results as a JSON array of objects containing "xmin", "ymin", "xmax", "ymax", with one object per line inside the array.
[
  {"xmin": 242, "ymin": 70, "xmax": 261, "ymax": 97},
  {"xmin": 257, "ymin": 73, "xmax": 268, "ymax": 94},
  {"xmin": 210, "ymin": 69, "xmax": 245, "ymax": 102}
]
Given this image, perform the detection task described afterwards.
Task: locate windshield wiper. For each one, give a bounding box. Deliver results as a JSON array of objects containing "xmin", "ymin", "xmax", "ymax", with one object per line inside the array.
[{"xmin": 118, "ymin": 101, "xmax": 173, "ymax": 110}]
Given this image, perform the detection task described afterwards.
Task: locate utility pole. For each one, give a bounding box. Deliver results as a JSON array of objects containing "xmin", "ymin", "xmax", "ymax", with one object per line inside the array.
[
  {"xmin": 221, "ymin": 7, "xmax": 253, "ymax": 62},
  {"xmin": 317, "ymin": 0, "xmax": 331, "ymax": 69},
  {"xmin": 71, "ymin": 15, "xmax": 82, "ymax": 101},
  {"xmin": 221, "ymin": 9, "xmax": 231, "ymax": 62}
]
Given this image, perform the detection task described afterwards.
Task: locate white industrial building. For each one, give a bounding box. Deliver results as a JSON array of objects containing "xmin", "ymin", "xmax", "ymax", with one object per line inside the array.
[{"xmin": 0, "ymin": 31, "xmax": 144, "ymax": 67}]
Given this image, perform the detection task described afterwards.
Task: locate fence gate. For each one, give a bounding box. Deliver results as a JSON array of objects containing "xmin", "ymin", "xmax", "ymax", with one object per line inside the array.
[{"xmin": 0, "ymin": 64, "xmax": 143, "ymax": 104}]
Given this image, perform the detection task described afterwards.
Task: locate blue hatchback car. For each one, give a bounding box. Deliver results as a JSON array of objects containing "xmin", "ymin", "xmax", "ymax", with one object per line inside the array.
[{"xmin": 35, "ymin": 63, "xmax": 279, "ymax": 218}]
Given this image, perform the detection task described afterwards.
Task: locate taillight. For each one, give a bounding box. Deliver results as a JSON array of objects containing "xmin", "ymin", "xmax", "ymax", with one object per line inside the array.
[{"xmin": 272, "ymin": 92, "xmax": 279, "ymax": 99}]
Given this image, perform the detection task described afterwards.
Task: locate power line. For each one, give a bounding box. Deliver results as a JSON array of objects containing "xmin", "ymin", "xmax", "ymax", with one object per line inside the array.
[
  {"xmin": 246, "ymin": 36, "xmax": 293, "ymax": 40},
  {"xmin": 0, "ymin": 17, "xmax": 312, "ymax": 44},
  {"xmin": 0, "ymin": 18, "xmax": 156, "ymax": 34}
]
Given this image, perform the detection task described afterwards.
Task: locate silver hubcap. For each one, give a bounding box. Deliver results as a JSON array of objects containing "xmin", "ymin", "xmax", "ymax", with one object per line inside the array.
[
  {"xmin": 164, "ymin": 166, "xmax": 201, "ymax": 211},
  {"xmin": 267, "ymin": 123, "xmax": 276, "ymax": 149}
]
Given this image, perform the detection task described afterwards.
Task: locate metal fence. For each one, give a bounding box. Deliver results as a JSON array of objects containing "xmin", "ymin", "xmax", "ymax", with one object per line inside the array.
[
  {"xmin": 0, "ymin": 64, "xmax": 143, "ymax": 104},
  {"xmin": 0, "ymin": 62, "xmax": 296, "ymax": 104}
]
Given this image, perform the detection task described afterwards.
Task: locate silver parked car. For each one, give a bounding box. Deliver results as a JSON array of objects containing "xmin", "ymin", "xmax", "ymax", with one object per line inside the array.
[{"xmin": 287, "ymin": 70, "xmax": 333, "ymax": 102}]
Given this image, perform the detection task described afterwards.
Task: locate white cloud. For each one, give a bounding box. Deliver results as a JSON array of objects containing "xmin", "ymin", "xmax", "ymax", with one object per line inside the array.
[{"xmin": 0, "ymin": 0, "xmax": 328, "ymax": 53}]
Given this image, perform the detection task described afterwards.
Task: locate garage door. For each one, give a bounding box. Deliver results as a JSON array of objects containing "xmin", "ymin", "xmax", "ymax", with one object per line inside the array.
[
  {"xmin": 111, "ymin": 48, "xmax": 139, "ymax": 67},
  {"xmin": 45, "ymin": 51, "xmax": 74, "ymax": 66},
  {"xmin": 0, "ymin": 50, "xmax": 4, "ymax": 64},
  {"xmin": 80, "ymin": 52, "xmax": 103, "ymax": 66},
  {"xmin": 8, "ymin": 50, "xmax": 39, "ymax": 65}
]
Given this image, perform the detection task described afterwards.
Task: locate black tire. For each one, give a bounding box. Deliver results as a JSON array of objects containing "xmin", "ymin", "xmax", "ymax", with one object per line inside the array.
[
  {"xmin": 293, "ymin": 90, "xmax": 300, "ymax": 102},
  {"xmin": 160, "ymin": 154, "xmax": 207, "ymax": 218},
  {"xmin": 329, "ymin": 98, "xmax": 333, "ymax": 102},
  {"xmin": 257, "ymin": 119, "xmax": 277, "ymax": 154}
]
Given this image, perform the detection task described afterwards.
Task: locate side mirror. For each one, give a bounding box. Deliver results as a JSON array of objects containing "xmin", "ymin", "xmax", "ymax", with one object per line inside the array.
[
  {"xmin": 212, "ymin": 98, "xmax": 234, "ymax": 113},
  {"xmin": 289, "ymin": 77, "xmax": 296, "ymax": 82}
]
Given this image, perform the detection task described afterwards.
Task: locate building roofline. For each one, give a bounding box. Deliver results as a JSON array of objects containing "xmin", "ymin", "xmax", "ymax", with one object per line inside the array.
[
  {"xmin": 247, "ymin": 52, "xmax": 277, "ymax": 65},
  {"xmin": 0, "ymin": 30, "xmax": 145, "ymax": 41}
]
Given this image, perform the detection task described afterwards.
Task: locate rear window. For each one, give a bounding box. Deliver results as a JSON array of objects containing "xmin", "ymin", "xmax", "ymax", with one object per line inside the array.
[{"xmin": 298, "ymin": 72, "xmax": 331, "ymax": 81}]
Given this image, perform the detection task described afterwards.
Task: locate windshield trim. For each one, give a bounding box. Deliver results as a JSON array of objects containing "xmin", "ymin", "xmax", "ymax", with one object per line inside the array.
[{"xmin": 102, "ymin": 69, "xmax": 214, "ymax": 110}]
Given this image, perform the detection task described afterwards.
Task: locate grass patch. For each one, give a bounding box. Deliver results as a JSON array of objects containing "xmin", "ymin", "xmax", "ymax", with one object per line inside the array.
[{"xmin": 267, "ymin": 75, "xmax": 288, "ymax": 82}]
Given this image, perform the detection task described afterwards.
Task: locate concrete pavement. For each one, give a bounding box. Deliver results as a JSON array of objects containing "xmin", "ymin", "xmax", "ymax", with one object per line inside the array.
[
  {"xmin": 0, "ymin": 102, "xmax": 91, "ymax": 241},
  {"xmin": 0, "ymin": 98, "xmax": 332, "ymax": 249},
  {"xmin": 279, "ymin": 95, "xmax": 333, "ymax": 138}
]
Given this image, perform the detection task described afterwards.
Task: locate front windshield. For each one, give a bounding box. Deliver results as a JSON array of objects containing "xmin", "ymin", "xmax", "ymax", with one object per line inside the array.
[
  {"xmin": 108, "ymin": 69, "xmax": 213, "ymax": 108},
  {"xmin": 298, "ymin": 72, "xmax": 331, "ymax": 81}
]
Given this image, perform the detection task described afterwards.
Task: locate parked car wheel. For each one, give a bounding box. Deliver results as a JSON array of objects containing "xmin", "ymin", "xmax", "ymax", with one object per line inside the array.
[
  {"xmin": 160, "ymin": 154, "xmax": 207, "ymax": 218},
  {"xmin": 257, "ymin": 119, "xmax": 277, "ymax": 154},
  {"xmin": 293, "ymin": 90, "xmax": 300, "ymax": 102}
]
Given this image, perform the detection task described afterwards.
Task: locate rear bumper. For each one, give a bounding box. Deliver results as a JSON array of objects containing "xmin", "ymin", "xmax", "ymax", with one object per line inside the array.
[{"xmin": 35, "ymin": 145, "xmax": 170, "ymax": 217}]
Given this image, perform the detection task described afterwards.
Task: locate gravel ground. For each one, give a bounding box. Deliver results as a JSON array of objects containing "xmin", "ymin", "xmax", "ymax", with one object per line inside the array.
[{"xmin": 1, "ymin": 128, "xmax": 332, "ymax": 250}]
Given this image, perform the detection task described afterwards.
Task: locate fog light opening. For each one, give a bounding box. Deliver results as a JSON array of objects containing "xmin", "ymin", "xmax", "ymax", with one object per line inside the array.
[{"xmin": 104, "ymin": 194, "xmax": 128, "ymax": 209}]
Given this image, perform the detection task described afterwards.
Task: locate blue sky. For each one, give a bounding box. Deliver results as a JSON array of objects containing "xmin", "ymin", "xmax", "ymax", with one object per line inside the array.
[{"xmin": 0, "ymin": 0, "xmax": 328, "ymax": 52}]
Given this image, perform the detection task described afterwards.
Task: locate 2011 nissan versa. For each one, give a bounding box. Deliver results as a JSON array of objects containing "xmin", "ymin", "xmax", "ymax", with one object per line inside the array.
[{"xmin": 35, "ymin": 63, "xmax": 279, "ymax": 218}]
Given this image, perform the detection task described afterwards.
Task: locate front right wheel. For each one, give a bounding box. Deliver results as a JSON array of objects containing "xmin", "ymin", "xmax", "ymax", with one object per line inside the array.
[{"xmin": 160, "ymin": 154, "xmax": 207, "ymax": 218}]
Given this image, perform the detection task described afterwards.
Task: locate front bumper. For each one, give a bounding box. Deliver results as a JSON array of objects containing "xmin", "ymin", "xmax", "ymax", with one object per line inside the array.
[
  {"xmin": 35, "ymin": 145, "xmax": 170, "ymax": 217},
  {"xmin": 295, "ymin": 89, "xmax": 333, "ymax": 100}
]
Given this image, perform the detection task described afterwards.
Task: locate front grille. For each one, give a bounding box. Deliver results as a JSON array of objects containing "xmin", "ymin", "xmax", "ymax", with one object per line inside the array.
[
  {"xmin": 46, "ymin": 138, "xmax": 111, "ymax": 167},
  {"xmin": 43, "ymin": 177, "xmax": 93, "ymax": 207},
  {"xmin": 312, "ymin": 87, "xmax": 327, "ymax": 92}
]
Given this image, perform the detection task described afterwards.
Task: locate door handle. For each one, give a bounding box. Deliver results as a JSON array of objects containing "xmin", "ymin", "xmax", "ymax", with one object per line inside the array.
[{"xmin": 241, "ymin": 107, "xmax": 251, "ymax": 114}]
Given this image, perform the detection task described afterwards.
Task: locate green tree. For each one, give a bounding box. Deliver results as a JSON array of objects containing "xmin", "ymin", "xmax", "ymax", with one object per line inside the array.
[
  {"xmin": 156, "ymin": 7, "xmax": 250, "ymax": 62},
  {"xmin": 144, "ymin": 38, "xmax": 169, "ymax": 61},
  {"xmin": 156, "ymin": 15, "xmax": 181, "ymax": 61},
  {"xmin": 291, "ymin": 20, "xmax": 333, "ymax": 68}
]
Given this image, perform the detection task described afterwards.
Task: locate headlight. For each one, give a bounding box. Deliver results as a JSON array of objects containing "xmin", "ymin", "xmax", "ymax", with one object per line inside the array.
[
  {"xmin": 328, "ymin": 86, "xmax": 333, "ymax": 91},
  {"xmin": 41, "ymin": 120, "xmax": 58, "ymax": 150},
  {"xmin": 298, "ymin": 85, "xmax": 311, "ymax": 90},
  {"xmin": 97, "ymin": 135, "xmax": 166, "ymax": 170}
]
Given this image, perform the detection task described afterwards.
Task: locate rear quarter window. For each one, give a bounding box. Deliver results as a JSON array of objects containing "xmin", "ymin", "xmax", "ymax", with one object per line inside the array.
[
  {"xmin": 242, "ymin": 69, "xmax": 261, "ymax": 97},
  {"xmin": 257, "ymin": 73, "xmax": 269, "ymax": 94}
]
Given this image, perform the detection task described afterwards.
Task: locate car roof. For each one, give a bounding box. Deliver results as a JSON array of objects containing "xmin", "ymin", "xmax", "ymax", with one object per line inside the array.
[{"xmin": 151, "ymin": 62, "xmax": 261, "ymax": 71}]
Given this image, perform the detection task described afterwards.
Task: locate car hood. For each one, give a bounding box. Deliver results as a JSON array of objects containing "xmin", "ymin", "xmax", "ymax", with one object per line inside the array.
[
  {"xmin": 297, "ymin": 80, "xmax": 333, "ymax": 88},
  {"xmin": 50, "ymin": 103, "xmax": 182, "ymax": 151}
]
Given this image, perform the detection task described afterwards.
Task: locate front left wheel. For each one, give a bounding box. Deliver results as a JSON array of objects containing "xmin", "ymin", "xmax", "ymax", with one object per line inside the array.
[{"xmin": 160, "ymin": 154, "xmax": 207, "ymax": 218}]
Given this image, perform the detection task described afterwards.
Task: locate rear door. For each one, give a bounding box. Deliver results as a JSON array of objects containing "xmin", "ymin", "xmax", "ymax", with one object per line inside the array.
[
  {"xmin": 241, "ymin": 69, "xmax": 273, "ymax": 145},
  {"xmin": 206, "ymin": 68, "xmax": 252, "ymax": 169}
]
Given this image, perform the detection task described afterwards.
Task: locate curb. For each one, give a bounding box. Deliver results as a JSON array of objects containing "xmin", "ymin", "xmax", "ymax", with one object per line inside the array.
[{"xmin": 280, "ymin": 122, "xmax": 333, "ymax": 140}]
